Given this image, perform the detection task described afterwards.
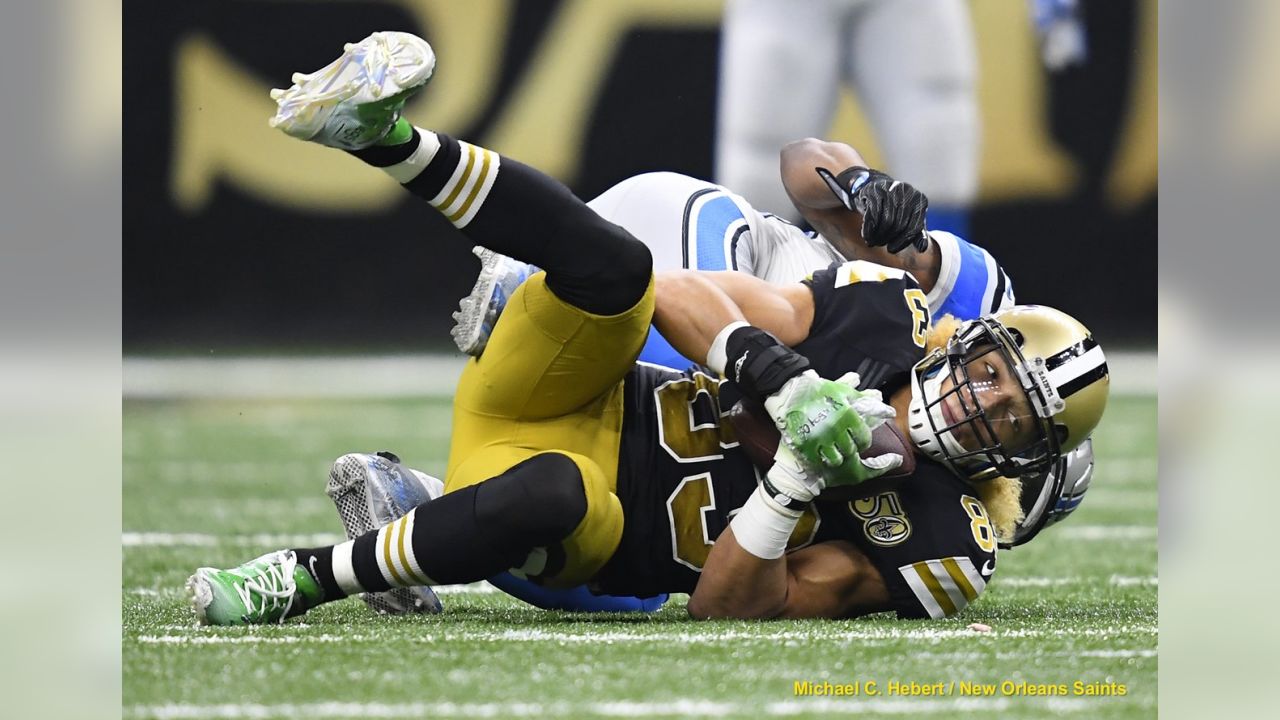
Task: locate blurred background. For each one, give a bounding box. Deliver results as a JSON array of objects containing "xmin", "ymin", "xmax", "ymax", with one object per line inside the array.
[{"xmin": 124, "ymin": 0, "xmax": 1156, "ymax": 354}]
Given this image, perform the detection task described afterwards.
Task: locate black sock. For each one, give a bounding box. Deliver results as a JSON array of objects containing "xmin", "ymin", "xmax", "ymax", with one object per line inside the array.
[{"xmin": 291, "ymin": 546, "xmax": 346, "ymax": 602}]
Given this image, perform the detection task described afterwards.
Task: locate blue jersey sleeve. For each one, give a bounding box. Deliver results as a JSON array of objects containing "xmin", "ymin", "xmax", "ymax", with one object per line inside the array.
[{"xmin": 929, "ymin": 231, "xmax": 1015, "ymax": 322}]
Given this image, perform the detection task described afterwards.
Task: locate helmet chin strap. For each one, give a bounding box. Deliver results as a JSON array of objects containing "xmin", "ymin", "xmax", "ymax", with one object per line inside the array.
[{"xmin": 906, "ymin": 360, "xmax": 975, "ymax": 475}]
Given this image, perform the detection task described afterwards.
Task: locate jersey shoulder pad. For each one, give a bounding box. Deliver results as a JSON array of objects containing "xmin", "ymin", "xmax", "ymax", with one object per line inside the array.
[
  {"xmin": 821, "ymin": 260, "xmax": 919, "ymax": 289},
  {"xmin": 928, "ymin": 231, "xmax": 1014, "ymax": 320}
]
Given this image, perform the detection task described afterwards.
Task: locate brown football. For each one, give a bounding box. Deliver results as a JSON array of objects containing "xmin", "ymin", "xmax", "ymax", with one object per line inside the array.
[{"xmin": 726, "ymin": 397, "xmax": 917, "ymax": 492}]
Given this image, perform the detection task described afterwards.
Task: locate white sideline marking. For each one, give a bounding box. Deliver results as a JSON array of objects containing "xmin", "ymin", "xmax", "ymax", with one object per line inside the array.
[
  {"xmin": 135, "ymin": 625, "xmax": 1157, "ymax": 646},
  {"xmin": 997, "ymin": 575, "xmax": 1157, "ymax": 588},
  {"xmin": 122, "ymin": 525, "xmax": 1156, "ymax": 549},
  {"xmin": 1055, "ymin": 525, "xmax": 1156, "ymax": 540},
  {"xmin": 129, "ymin": 582, "xmax": 498, "ymax": 598},
  {"xmin": 123, "ymin": 352, "xmax": 1155, "ymax": 398},
  {"xmin": 124, "ymin": 355, "xmax": 468, "ymax": 398},
  {"xmin": 122, "ymin": 532, "xmax": 346, "ymax": 547},
  {"xmin": 911, "ymin": 649, "xmax": 1156, "ymax": 660},
  {"xmin": 1078, "ymin": 649, "xmax": 1159, "ymax": 658},
  {"xmin": 125, "ymin": 697, "xmax": 1095, "ymax": 718}
]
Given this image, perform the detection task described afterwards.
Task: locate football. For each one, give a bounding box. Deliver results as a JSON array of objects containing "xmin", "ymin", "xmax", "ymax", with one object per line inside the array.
[{"xmin": 726, "ymin": 397, "xmax": 917, "ymax": 487}]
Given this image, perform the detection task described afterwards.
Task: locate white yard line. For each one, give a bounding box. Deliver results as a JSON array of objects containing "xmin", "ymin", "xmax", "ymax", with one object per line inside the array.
[
  {"xmin": 124, "ymin": 697, "xmax": 1100, "ymax": 719},
  {"xmin": 1055, "ymin": 526, "xmax": 1157, "ymax": 540},
  {"xmin": 996, "ymin": 575, "xmax": 1157, "ymax": 588},
  {"xmin": 122, "ymin": 532, "xmax": 346, "ymax": 547},
  {"xmin": 133, "ymin": 625, "xmax": 1157, "ymax": 647},
  {"xmin": 122, "ymin": 525, "xmax": 1156, "ymax": 549},
  {"xmin": 123, "ymin": 352, "xmax": 1156, "ymax": 399},
  {"xmin": 129, "ymin": 574, "xmax": 1154, "ymax": 601}
]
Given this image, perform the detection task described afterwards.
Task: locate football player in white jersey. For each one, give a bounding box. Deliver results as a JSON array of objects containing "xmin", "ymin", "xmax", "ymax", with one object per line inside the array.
[
  {"xmin": 715, "ymin": 0, "xmax": 979, "ymax": 238},
  {"xmin": 589, "ymin": 137, "xmax": 1012, "ymax": 325},
  {"xmin": 451, "ymin": 137, "xmax": 1011, "ymax": 371}
]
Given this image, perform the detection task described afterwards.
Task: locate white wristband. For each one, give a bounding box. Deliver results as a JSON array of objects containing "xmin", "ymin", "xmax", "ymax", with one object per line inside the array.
[
  {"xmin": 707, "ymin": 321, "xmax": 750, "ymax": 376},
  {"xmin": 731, "ymin": 485, "xmax": 803, "ymax": 560}
]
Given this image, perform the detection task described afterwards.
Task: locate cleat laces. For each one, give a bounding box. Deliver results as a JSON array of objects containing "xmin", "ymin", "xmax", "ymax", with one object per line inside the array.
[{"xmin": 234, "ymin": 551, "xmax": 300, "ymax": 624}]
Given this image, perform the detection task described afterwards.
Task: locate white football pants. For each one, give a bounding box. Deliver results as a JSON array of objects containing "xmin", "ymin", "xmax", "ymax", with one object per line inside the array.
[{"xmin": 715, "ymin": 0, "xmax": 979, "ymax": 220}]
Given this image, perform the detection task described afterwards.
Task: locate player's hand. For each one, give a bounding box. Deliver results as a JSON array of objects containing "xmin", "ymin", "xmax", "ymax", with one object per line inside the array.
[
  {"xmin": 762, "ymin": 371, "xmax": 903, "ymax": 486},
  {"xmin": 761, "ymin": 377, "xmax": 903, "ymax": 506},
  {"xmin": 824, "ymin": 372, "xmax": 903, "ymax": 488},
  {"xmin": 816, "ymin": 166, "xmax": 930, "ymax": 253}
]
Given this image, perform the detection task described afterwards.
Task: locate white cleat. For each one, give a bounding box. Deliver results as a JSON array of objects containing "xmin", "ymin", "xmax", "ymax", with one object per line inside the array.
[
  {"xmin": 269, "ymin": 31, "xmax": 436, "ymax": 150},
  {"xmin": 451, "ymin": 247, "xmax": 541, "ymax": 356}
]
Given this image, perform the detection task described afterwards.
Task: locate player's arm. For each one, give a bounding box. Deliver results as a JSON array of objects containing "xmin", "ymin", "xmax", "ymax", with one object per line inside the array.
[
  {"xmin": 689, "ymin": 534, "xmax": 891, "ymax": 620},
  {"xmin": 779, "ymin": 138, "xmax": 940, "ymax": 292},
  {"xmin": 780, "ymin": 138, "xmax": 869, "ymax": 245},
  {"xmin": 653, "ymin": 270, "xmax": 815, "ymax": 361},
  {"xmin": 691, "ymin": 423, "xmax": 902, "ymax": 620},
  {"xmin": 655, "ymin": 269, "xmax": 903, "ymax": 483}
]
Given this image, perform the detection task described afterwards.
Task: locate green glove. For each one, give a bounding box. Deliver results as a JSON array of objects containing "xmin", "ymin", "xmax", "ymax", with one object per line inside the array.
[{"xmin": 763, "ymin": 371, "xmax": 903, "ymax": 489}]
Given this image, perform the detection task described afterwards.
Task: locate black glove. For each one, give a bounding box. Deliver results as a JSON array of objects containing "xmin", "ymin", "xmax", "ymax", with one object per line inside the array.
[{"xmin": 816, "ymin": 166, "xmax": 930, "ymax": 253}]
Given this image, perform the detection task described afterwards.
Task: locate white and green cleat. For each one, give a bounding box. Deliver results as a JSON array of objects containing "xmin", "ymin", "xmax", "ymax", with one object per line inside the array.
[
  {"xmin": 269, "ymin": 31, "xmax": 435, "ymax": 150},
  {"xmin": 186, "ymin": 550, "xmax": 322, "ymax": 626}
]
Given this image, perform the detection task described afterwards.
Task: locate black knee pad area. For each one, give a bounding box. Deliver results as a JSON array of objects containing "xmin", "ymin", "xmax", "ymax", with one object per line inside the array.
[
  {"xmin": 473, "ymin": 453, "xmax": 588, "ymax": 546},
  {"xmin": 544, "ymin": 224, "xmax": 652, "ymax": 316}
]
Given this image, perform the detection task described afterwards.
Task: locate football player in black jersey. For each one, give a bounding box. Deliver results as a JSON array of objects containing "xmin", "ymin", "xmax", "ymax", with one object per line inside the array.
[
  {"xmin": 185, "ymin": 32, "xmax": 1109, "ymax": 625},
  {"xmin": 645, "ymin": 269, "xmax": 1108, "ymax": 618}
]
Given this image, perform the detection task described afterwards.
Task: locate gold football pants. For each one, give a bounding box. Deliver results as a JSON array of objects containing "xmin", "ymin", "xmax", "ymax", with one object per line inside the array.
[{"xmin": 444, "ymin": 272, "xmax": 654, "ymax": 587}]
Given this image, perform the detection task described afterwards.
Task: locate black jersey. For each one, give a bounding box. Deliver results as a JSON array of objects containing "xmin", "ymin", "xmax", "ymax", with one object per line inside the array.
[
  {"xmin": 810, "ymin": 460, "xmax": 999, "ymax": 619},
  {"xmin": 594, "ymin": 260, "xmax": 996, "ymax": 618},
  {"xmin": 714, "ymin": 259, "xmax": 931, "ymax": 412},
  {"xmin": 796, "ymin": 259, "xmax": 931, "ymax": 391},
  {"xmin": 596, "ymin": 364, "xmax": 999, "ymax": 620}
]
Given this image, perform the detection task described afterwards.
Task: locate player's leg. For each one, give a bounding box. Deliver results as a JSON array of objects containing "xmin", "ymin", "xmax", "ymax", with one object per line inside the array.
[
  {"xmin": 327, "ymin": 450, "xmax": 667, "ymax": 613},
  {"xmin": 716, "ymin": 0, "xmax": 844, "ymax": 221},
  {"xmin": 589, "ymin": 171, "xmax": 758, "ymax": 369},
  {"xmin": 454, "ymin": 171, "xmax": 753, "ymax": 363},
  {"xmin": 278, "ymin": 33, "xmax": 647, "ymax": 587},
  {"xmin": 585, "ymin": 172, "xmax": 694, "ymax": 273},
  {"xmin": 188, "ymin": 451, "xmax": 599, "ymax": 625},
  {"xmin": 188, "ymin": 33, "xmax": 649, "ymax": 625},
  {"xmin": 273, "ymin": 31, "xmax": 654, "ymax": 415},
  {"xmin": 325, "ymin": 451, "xmax": 444, "ymax": 614},
  {"xmin": 270, "ymin": 32, "xmax": 652, "ymax": 324},
  {"xmin": 847, "ymin": 0, "xmax": 979, "ymax": 238}
]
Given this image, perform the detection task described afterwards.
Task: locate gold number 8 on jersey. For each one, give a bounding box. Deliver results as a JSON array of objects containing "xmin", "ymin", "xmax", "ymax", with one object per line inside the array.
[
  {"xmin": 903, "ymin": 288, "xmax": 929, "ymax": 348},
  {"xmin": 961, "ymin": 495, "xmax": 996, "ymax": 552}
]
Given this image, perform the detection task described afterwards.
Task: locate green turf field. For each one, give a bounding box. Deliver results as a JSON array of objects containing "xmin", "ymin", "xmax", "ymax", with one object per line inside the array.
[{"xmin": 123, "ymin": 393, "xmax": 1156, "ymax": 719}]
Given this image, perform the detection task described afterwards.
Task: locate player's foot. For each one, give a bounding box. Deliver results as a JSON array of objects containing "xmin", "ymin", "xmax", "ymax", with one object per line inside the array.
[
  {"xmin": 451, "ymin": 247, "xmax": 541, "ymax": 356},
  {"xmin": 186, "ymin": 550, "xmax": 322, "ymax": 626},
  {"xmin": 269, "ymin": 31, "xmax": 435, "ymax": 150},
  {"xmin": 326, "ymin": 452, "xmax": 443, "ymax": 615}
]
